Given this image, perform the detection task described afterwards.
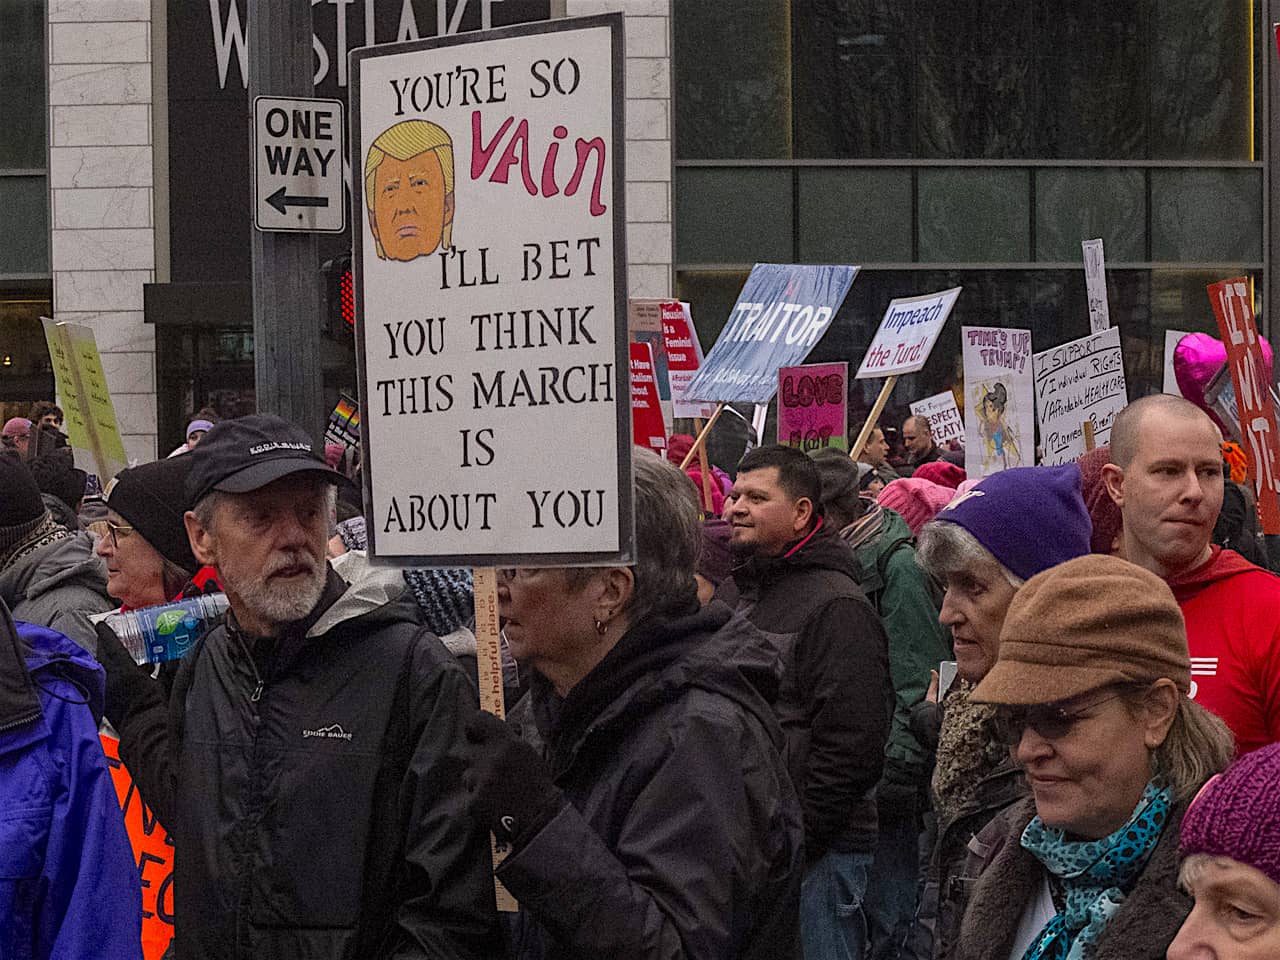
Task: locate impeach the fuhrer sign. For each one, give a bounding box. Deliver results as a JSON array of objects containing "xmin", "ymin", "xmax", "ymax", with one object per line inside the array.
[{"xmin": 350, "ymin": 16, "xmax": 631, "ymax": 566}]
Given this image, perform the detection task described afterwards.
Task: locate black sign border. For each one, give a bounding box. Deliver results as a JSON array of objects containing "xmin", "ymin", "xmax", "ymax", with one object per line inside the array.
[{"xmin": 349, "ymin": 12, "xmax": 634, "ymax": 568}]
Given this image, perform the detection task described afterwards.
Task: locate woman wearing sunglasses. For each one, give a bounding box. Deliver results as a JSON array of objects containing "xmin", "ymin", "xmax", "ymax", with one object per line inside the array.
[{"xmin": 953, "ymin": 554, "xmax": 1234, "ymax": 960}]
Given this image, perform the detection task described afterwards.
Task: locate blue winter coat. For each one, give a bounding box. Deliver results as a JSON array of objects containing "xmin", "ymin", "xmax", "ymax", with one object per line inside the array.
[{"xmin": 0, "ymin": 605, "xmax": 142, "ymax": 960}]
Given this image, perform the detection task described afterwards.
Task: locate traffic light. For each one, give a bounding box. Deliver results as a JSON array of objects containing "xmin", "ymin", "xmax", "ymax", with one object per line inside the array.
[{"xmin": 321, "ymin": 255, "xmax": 354, "ymax": 338}]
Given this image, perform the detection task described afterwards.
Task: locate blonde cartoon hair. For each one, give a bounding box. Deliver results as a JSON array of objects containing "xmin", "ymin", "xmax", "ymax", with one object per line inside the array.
[{"xmin": 364, "ymin": 120, "xmax": 455, "ymax": 257}]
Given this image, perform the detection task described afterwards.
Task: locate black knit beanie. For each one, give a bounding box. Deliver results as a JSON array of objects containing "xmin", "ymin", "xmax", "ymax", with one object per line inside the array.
[
  {"xmin": 104, "ymin": 454, "xmax": 199, "ymax": 573},
  {"xmin": 0, "ymin": 450, "xmax": 46, "ymax": 528}
]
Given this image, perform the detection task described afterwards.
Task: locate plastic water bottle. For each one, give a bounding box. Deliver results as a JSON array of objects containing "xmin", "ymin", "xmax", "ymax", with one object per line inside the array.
[{"xmin": 105, "ymin": 594, "xmax": 230, "ymax": 666}]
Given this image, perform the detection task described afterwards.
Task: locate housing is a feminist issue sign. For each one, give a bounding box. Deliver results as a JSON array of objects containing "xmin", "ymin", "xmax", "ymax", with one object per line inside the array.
[{"xmin": 350, "ymin": 15, "xmax": 633, "ymax": 566}]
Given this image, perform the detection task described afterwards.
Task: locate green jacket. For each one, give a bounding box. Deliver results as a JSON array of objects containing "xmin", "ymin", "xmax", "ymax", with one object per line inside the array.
[{"xmin": 847, "ymin": 508, "xmax": 951, "ymax": 801}]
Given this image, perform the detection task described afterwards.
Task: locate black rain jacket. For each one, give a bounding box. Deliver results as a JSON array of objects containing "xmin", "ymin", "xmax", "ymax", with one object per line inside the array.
[
  {"xmin": 499, "ymin": 601, "xmax": 804, "ymax": 960},
  {"xmin": 718, "ymin": 520, "xmax": 892, "ymax": 856},
  {"xmin": 102, "ymin": 565, "xmax": 500, "ymax": 960}
]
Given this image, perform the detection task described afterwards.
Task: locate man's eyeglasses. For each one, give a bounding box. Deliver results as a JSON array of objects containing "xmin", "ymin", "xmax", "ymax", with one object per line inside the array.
[
  {"xmin": 88, "ymin": 519, "xmax": 137, "ymax": 549},
  {"xmin": 991, "ymin": 686, "xmax": 1136, "ymax": 746}
]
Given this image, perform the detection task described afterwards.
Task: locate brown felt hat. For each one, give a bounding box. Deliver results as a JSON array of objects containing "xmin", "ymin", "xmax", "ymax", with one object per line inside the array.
[{"xmin": 971, "ymin": 554, "xmax": 1191, "ymax": 706}]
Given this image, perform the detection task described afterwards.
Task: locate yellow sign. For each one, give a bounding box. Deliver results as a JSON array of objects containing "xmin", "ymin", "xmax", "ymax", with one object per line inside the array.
[{"xmin": 41, "ymin": 318, "xmax": 128, "ymax": 481}]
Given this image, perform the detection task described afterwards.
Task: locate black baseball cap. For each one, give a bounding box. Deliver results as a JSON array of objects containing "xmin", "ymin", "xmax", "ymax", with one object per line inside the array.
[{"xmin": 186, "ymin": 414, "xmax": 349, "ymax": 504}]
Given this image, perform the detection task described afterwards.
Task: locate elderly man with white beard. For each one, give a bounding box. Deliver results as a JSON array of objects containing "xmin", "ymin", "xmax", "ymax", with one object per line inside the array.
[{"xmin": 100, "ymin": 415, "xmax": 500, "ymax": 960}]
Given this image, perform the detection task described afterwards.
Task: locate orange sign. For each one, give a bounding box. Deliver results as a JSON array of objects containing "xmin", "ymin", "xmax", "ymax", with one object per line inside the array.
[{"xmin": 101, "ymin": 734, "xmax": 174, "ymax": 960}]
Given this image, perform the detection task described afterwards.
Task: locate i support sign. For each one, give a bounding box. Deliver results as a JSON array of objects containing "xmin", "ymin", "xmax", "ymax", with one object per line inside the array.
[{"xmin": 253, "ymin": 96, "xmax": 345, "ymax": 233}]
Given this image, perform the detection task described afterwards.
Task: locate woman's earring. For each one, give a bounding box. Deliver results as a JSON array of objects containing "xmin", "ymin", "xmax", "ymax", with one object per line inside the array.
[{"xmin": 594, "ymin": 618, "xmax": 608, "ymax": 636}]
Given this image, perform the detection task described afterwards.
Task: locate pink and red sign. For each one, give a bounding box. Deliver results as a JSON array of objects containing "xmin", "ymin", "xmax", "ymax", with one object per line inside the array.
[
  {"xmin": 777, "ymin": 362, "xmax": 848, "ymax": 452},
  {"xmin": 630, "ymin": 341, "xmax": 667, "ymax": 453},
  {"xmin": 1208, "ymin": 278, "xmax": 1280, "ymax": 533},
  {"xmin": 660, "ymin": 301, "xmax": 716, "ymax": 419}
]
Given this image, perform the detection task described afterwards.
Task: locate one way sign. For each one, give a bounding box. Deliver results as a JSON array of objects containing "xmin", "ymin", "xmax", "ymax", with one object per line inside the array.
[{"xmin": 253, "ymin": 96, "xmax": 345, "ymax": 233}]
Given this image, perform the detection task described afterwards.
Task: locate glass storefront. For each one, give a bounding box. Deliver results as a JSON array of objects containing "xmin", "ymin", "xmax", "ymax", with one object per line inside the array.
[{"xmin": 672, "ymin": 0, "xmax": 1267, "ymax": 465}]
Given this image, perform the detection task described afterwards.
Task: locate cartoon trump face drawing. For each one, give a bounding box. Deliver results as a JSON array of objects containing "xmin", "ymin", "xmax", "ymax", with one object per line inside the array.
[{"xmin": 364, "ymin": 120, "xmax": 455, "ymax": 262}]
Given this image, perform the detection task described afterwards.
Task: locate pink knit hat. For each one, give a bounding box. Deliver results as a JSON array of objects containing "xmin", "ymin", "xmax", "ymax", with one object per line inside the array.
[
  {"xmin": 913, "ymin": 460, "xmax": 966, "ymax": 489},
  {"xmin": 1180, "ymin": 743, "xmax": 1280, "ymax": 885},
  {"xmin": 878, "ymin": 478, "xmax": 955, "ymax": 535}
]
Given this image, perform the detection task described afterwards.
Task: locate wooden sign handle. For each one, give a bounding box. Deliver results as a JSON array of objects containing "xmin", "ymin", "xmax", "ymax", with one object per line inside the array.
[
  {"xmin": 849, "ymin": 376, "xmax": 899, "ymax": 461},
  {"xmin": 471, "ymin": 567, "xmax": 518, "ymax": 913},
  {"xmin": 679, "ymin": 402, "xmax": 726, "ymax": 470},
  {"xmin": 1083, "ymin": 420, "xmax": 1096, "ymax": 452}
]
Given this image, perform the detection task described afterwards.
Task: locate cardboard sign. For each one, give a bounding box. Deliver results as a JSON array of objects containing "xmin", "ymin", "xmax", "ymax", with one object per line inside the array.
[
  {"xmin": 1033, "ymin": 327, "xmax": 1127, "ymax": 465},
  {"xmin": 778, "ymin": 362, "xmax": 848, "ymax": 452},
  {"xmin": 1163, "ymin": 330, "xmax": 1190, "ymax": 396},
  {"xmin": 660, "ymin": 300, "xmax": 716, "ymax": 419},
  {"xmin": 629, "ymin": 341, "xmax": 666, "ymax": 453},
  {"xmin": 350, "ymin": 15, "xmax": 633, "ymax": 566},
  {"xmin": 1208, "ymin": 278, "xmax": 1280, "ymax": 533},
  {"xmin": 909, "ymin": 391, "xmax": 964, "ymax": 447},
  {"xmin": 684, "ymin": 263, "xmax": 858, "ymax": 404},
  {"xmin": 41, "ymin": 318, "xmax": 128, "ymax": 481},
  {"xmin": 1082, "ymin": 238, "xmax": 1110, "ymax": 334},
  {"xmin": 962, "ymin": 326, "xmax": 1033, "ymax": 477},
  {"xmin": 855, "ymin": 287, "xmax": 961, "ymax": 380},
  {"xmin": 102, "ymin": 735, "xmax": 173, "ymax": 960}
]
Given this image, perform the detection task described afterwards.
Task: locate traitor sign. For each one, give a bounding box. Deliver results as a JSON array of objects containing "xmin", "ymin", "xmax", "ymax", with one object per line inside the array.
[
  {"xmin": 1033, "ymin": 327, "xmax": 1127, "ymax": 465},
  {"xmin": 684, "ymin": 263, "xmax": 858, "ymax": 404},
  {"xmin": 855, "ymin": 286, "xmax": 961, "ymax": 379},
  {"xmin": 351, "ymin": 15, "xmax": 632, "ymax": 566},
  {"xmin": 254, "ymin": 96, "xmax": 345, "ymax": 233}
]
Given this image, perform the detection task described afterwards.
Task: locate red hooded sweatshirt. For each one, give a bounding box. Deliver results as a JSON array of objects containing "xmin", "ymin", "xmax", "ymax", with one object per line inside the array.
[{"xmin": 1165, "ymin": 546, "xmax": 1280, "ymax": 755}]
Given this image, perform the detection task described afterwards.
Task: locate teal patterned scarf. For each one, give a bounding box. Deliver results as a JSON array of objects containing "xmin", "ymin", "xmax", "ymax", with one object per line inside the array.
[{"xmin": 1018, "ymin": 778, "xmax": 1173, "ymax": 960}]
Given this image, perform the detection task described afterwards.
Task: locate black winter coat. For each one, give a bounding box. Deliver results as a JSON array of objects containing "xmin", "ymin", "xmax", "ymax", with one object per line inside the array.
[
  {"xmin": 718, "ymin": 521, "xmax": 892, "ymax": 855},
  {"xmin": 499, "ymin": 602, "xmax": 805, "ymax": 960},
  {"xmin": 103, "ymin": 567, "xmax": 500, "ymax": 960}
]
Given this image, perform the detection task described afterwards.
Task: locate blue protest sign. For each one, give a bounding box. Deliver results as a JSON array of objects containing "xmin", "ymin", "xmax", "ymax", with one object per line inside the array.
[{"xmin": 684, "ymin": 263, "xmax": 859, "ymax": 404}]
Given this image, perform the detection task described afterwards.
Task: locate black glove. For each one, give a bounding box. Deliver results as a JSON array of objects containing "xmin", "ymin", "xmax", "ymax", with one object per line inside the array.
[
  {"xmin": 461, "ymin": 709, "xmax": 564, "ymax": 847},
  {"xmin": 96, "ymin": 619, "xmax": 156, "ymax": 728}
]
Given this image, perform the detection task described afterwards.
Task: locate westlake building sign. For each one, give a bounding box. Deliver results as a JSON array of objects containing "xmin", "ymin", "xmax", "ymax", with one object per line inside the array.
[{"xmin": 351, "ymin": 16, "xmax": 632, "ymax": 566}]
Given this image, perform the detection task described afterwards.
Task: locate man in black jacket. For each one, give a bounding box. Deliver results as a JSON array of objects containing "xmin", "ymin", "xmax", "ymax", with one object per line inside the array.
[
  {"xmin": 719, "ymin": 444, "xmax": 892, "ymax": 960},
  {"xmin": 99, "ymin": 415, "xmax": 499, "ymax": 959}
]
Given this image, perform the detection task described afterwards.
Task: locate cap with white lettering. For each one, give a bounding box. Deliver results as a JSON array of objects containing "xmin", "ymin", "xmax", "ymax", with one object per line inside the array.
[{"xmin": 186, "ymin": 414, "xmax": 349, "ymax": 504}]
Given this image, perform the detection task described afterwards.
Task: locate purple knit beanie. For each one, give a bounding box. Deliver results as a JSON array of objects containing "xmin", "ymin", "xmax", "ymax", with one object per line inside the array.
[
  {"xmin": 1180, "ymin": 743, "xmax": 1280, "ymax": 885},
  {"xmin": 933, "ymin": 464, "xmax": 1090, "ymax": 581}
]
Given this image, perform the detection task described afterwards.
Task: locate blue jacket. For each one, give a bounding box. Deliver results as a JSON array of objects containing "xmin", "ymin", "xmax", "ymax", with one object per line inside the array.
[{"xmin": 0, "ymin": 603, "xmax": 142, "ymax": 960}]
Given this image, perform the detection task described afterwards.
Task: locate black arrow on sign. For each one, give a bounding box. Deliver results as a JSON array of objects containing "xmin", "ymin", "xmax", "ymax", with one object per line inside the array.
[{"xmin": 265, "ymin": 186, "xmax": 329, "ymax": 216}]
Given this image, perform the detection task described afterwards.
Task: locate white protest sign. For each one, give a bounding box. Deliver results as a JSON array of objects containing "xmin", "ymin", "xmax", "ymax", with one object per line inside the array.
[
  {"xmin": 351, "ymin": 15, "xmax": 633, "ymax": 566},
  {"xmin": 1082, "ymin": 238, "xmax": 1110, "ymax": 334},
  {"xmin": 253, "ymin": 97, "xmax": 345, "ymax": 233},
  {"xmin": 1033, "ymin": 327, "xmax": 1127, "ymax": 465},
  {"xmin": 856, "ymin": 286, "xmax": 961, "ymax": 379},
  {"xmin": 1163, "ymin": 330, "xmax": 1190, "ymax": 396},
  {"xmin": 962, "ymin": 326, "xmax": 1033, "ymax": 478},
  {"xmin": 910, "ymin": 391, "xmax": 964, "ymax": 447}
]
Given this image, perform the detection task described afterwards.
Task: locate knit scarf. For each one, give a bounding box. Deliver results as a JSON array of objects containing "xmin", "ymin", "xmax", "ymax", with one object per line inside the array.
[
  {"xmin": 1018, "ymin": 779, "xmax": 1173, "ymax": 960},
  {"xmin": 0, "ymin": 511, "xmax": 73, "ymax": 572}
]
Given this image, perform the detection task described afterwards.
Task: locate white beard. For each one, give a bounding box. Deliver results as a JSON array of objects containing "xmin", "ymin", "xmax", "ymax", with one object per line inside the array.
[{"xmin": 221, "ymin": 555, "xmax": 327, "ymax": 628}]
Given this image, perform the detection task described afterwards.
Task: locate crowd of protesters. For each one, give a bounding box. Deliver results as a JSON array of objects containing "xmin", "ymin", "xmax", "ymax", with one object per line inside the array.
[{"xmin": 0, "ymin": 390, "xmax": 1277, "ymax": 960}]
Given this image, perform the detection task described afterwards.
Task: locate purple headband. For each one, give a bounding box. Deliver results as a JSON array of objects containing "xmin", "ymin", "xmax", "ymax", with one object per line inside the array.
[{"xmin": 186, "ymin": 419, "xmax": 214, "ymax": 438}]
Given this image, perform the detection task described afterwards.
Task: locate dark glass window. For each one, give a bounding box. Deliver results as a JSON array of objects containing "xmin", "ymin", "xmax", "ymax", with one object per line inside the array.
[
  {"xmin": 677, "ymin": 0, "xmax": 1259, "ymax": 161},
  {"xmin": 0, "ymin": 0, "xmax": 47, "ymax": 169}
]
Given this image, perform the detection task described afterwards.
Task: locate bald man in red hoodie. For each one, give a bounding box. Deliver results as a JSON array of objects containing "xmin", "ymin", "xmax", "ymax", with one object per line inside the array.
[{"xmin": 1103, "ymin": 394, "xmax": 1280, "ymax": 755}]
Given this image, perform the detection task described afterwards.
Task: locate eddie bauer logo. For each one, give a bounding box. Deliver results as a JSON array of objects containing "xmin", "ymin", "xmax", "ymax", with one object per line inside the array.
[{"xmin": 303, "ymin": 723, "xmax": 353, "ymax": 742}]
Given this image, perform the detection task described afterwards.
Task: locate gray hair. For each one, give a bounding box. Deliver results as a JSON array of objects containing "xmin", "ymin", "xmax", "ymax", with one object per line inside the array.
[
  {"xmin": 917, "ymin": 520, "xmax": 1024, "ymax": 588},
  {"xmin": 566, "ymin": 448, "xmax": 700, "ymax": 622},
  {"xmin": 192, "ymin": 484, "xmax": 338, "ymax": 533}
]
